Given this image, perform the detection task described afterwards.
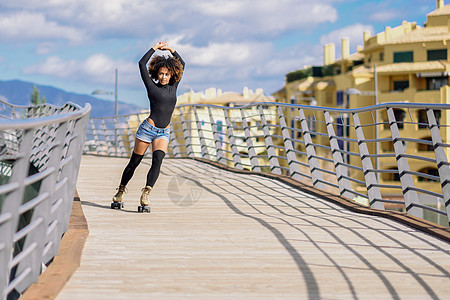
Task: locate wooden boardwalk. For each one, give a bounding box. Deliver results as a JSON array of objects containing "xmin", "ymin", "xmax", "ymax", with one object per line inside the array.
[{"xmin": 57, "ymin": 155, "xmax": 450, "ymax": 299}]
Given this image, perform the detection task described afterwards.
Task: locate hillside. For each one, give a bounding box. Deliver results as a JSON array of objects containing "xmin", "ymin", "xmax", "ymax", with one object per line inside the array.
[{"xmin": 0, "ymin": 80, "xmax": 145, "ymax": 118}]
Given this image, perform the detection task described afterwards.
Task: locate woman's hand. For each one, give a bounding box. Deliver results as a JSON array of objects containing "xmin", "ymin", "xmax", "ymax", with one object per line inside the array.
[
  {"xmin": 160, "ymin": 42, "xmax": 174, "ymax": 53},
  {"xmin": 152, "ymin": 41, "xmax": 174, "ymax": 53},
  {"xmin": 152, "ymin": 41, "xmax": 166, "ymax": 51}
]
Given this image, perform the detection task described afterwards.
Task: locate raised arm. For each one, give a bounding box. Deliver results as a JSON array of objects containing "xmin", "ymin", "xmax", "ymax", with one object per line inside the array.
[{"xmin": 138, "ymin": 47, "xmax": 156, "ymax": 90}]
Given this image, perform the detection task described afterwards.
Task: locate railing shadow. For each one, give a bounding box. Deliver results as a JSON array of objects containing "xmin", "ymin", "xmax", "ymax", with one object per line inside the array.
[{"xmin": 160, "ymin": 158, "xmax": 450, "ymax": 300}]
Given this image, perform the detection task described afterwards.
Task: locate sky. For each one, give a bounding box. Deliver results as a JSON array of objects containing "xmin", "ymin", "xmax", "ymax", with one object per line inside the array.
[{"xmin": 0, "ymin": 0, "xmax": 437, "ymax": 108}]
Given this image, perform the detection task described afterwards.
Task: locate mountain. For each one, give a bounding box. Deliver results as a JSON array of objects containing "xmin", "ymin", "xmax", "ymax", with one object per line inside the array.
[{"xmin": 0, "ymin": 79, "xmax": 145, "ymax": 118}]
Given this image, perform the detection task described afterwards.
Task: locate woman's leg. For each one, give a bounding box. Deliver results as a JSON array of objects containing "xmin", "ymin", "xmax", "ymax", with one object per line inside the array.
[
  {"xmin": 145, "ymin": 138, "xmax": 169, "ymax": 187},
  {"xmin": 120, "ymin": 138, "xmax": 150, "ymax": 186}
]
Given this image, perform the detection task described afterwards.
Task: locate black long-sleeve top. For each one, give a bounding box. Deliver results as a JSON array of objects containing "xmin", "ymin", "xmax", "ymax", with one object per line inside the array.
[{"xmin": 138, "ymin": 48, "xmax": 185, "ymax": 128}]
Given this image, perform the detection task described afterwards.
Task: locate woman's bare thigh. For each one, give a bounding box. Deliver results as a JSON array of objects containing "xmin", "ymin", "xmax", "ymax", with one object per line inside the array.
[{"xmin": 133, "ymin": 138, "xmax": 150, "ymax": 155}]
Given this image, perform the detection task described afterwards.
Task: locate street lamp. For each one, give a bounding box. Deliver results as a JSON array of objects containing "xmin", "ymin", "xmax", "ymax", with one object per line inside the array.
[
  {"xmin": 92, "ymin": 68, "xmax": 119, "ymax": 156},
  {"xmin": 92, "ymin": 68, "xmax": 118, "ymax": 117}
]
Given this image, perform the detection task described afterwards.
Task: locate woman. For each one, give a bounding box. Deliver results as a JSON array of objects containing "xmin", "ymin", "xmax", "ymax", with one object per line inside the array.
[{"xmin": 112, "ymin": 41, "xmax": 185, "ymax": 212}]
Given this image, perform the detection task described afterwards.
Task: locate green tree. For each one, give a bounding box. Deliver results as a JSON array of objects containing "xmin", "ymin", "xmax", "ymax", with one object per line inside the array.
[{"xmin": 30, "ymin": 85, "xmax": 47, "ymax": 105}]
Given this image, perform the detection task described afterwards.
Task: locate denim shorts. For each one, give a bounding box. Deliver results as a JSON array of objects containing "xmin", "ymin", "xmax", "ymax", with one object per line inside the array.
[{"xmin": 135, "ymin": 119, "xmax": 170, "ymax": 143}]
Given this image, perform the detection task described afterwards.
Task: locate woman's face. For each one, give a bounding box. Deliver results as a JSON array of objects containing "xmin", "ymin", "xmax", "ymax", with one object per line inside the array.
[{"xmin": 158, "ymin": 67, "xmax": 171, "ymax": 85}]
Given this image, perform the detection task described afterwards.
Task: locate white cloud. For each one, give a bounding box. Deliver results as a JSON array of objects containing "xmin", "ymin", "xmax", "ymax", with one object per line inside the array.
[
  {"xmin": 0, "ymin": 0, "xmax": 339, "ymax": 43},
  {"xmin": 0, "ymin": 12, "xmax": 83, "ymax": 42},
  {"xmin": 320, "ymin": 23, "xmax": 374, "ymax": 57},
  {"xmin": 22, "ymin": 54, "xmax": 138, "ymax": 86},
  {"xmin": 166, "ymin": 36, "xmax": 272, "ymax": 67}
]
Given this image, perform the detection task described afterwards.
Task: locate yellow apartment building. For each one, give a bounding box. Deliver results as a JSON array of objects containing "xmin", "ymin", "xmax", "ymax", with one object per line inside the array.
[{"xmin": 274, "ymin": 0, "xmax": 450, "ymax": 214}]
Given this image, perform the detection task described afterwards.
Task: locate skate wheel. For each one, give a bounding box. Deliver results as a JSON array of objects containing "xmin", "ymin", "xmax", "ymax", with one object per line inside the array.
[{"xmin": 111, "ymin": 202, "xmax": 124, "ymax": 209}]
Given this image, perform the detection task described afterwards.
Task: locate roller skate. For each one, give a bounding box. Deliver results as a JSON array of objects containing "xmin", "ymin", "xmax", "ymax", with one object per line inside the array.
[
  {"xmin": 138, "ymin": 186, "xmax": 152, "ymax": 213},
  {"xmin": 111, "ymin": 185, "xmax": 126, "ymax": 209}
]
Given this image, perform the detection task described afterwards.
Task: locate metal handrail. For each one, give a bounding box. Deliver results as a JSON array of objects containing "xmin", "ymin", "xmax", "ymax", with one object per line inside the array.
[
  {"xmin": 83, "ymin": 101, "xmax": 450, "ymax": 227},
  {"xmin": 0, "ymin": 100, "xmax": 91, "ymax": 299}
]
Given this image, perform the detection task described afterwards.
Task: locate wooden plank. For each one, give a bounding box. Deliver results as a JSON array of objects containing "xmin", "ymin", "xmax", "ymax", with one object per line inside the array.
[{"xmin": 58, "ymin": 156, "xmax": 450, "ymax": 299}]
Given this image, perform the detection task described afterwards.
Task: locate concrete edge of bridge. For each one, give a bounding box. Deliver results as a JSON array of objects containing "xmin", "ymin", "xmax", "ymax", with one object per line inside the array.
[
  {"xmin": 21, "ymin": 190, "xmax": 89, "ymax": 300},
  {"xmin": 191, "ymin": 157, "xmax": 450, "ymax": 244}
]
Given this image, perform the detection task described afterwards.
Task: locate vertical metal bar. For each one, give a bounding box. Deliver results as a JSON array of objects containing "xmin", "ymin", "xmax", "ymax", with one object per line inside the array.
[
  {"xmin": 89, "ymin": 119, "xmax": 99, "ymax": 154},
  {"xmin": 100, "ymin": 119, "xmax": 112, "ymax": 156},
  {"xmin": 224, "ymin": 109, "xmax": 243, "ymax": 169},
  {"xmin": 193, "ymin": 106, "xmax": 210, "ymax": 160},
  {"xmin": 259, "ymin": 105, "xmax": 281, "ymax": 175},
  {"xmin": 241, "ymin": 108, "xmax": 261, "ymax": 172},
  {"xmin": 169, "ymin": 126, "xmax": 181, "ymax": 158},
  {"xmin": 427, "ymin": 108, "xmax": 450, "ymax": 224},
  {"xmin": 353, "ymin": 112, "xmax": 384, "ymax": 209},
  {"xmin": 179, "ymin": 107, "xmax": 195, "ymax": 158},
  {"xmin": 208, "ymin": 107, "xmax": 225, "ymax": 164},
  {"xmin": 0, "ymin": 129, "xmax": 34, "ymax": 299},
  {"xmin": 277, "ymin": 107, "xmax": 302, "ymax": 181},
  {"xmin": 387, "ymin": 107, "xmax": 422, "ymax": 217},
  {"xmin": 324, "ymin": 112, "xmax": 353, "ymax": 199},
  {"xmin": 298, "ymin": 108, "xmax": 324, "ymax": 189}
]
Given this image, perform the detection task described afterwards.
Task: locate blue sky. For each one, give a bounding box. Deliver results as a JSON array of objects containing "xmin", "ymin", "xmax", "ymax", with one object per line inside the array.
[{"xmin": 0, "ymin": 0, "xmax": 437, "ymax": 108}]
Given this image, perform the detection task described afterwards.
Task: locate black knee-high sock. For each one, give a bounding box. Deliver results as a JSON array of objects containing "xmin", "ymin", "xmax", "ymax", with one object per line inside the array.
[
  {"xmin": 120, "ymin": 152, "xmax": 144, "ymax": 186},
  {"xmin": 146, "ymin": 150, "xmax": 165, "ymax": 187}
]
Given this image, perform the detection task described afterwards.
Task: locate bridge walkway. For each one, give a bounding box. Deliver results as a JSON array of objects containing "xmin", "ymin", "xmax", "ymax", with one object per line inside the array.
[{"xmin": 57, "ymin": 156, "xmax": 450, "ymax": 299}]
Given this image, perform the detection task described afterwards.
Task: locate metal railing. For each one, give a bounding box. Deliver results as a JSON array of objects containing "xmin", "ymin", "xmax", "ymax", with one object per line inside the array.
[
  {"xmin": 0, "ymin": 100, "xmax": 91, "ymax": 299},
  {"xmin": 84, "ymin": 102, "xmax": 450, "ymax": 226}
]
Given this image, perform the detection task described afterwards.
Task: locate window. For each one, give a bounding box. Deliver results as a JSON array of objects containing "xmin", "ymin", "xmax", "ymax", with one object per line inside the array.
[
  {"xmin": 336, "ymin": 91, "xmax": 344, "ymax": 106},
  {"xmin": 417, "ymin": 137, "xmax": 433, "ymax": 152},
  {"xmin": 382, "ymin": 167, "xmax": 400, "ymax": 181},
  {"xmin": 393, "ymin": 80, "xmax": 409, "ymax": 91},
  {"xmin": 426, "ymin": 77, "xmax": 448, "ymax": 90},
  {"xmin": 380, "ymin": 52, "xmax": 384, "ymax": 61},
  {"xmin": 216, "ymin": 120, "xmax": 223, "ymax": 132},
  {"xmin": 427, "ymin": 49, "xmax": 447, "ymax": 61},
  {"xmin": 393, "ymin": 109, "xmax": 406, "ymax": 129},
  {"xmin": 418, "ymin": 110, "xmax": 441, "ymax": 129},
  {"xmin": 393, "ymin": 51, "xmax": 413, "ymax": 63},
  {"xmin": 417, "ymin": 167, "xmax": 439, "ymax": 182},
  {"xmin": 336, "ymin": 118, "xmax": 344, "ymax": 150}
]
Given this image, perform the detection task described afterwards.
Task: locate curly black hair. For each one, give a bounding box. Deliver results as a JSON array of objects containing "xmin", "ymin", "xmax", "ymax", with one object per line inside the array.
[{"xmin": 148, "ymin": 55, "xmax": 184, "ymax": 84}]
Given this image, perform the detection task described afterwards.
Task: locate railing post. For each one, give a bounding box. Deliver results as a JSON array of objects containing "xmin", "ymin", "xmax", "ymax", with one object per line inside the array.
[
  {"xmin": 179, "ymin": 107, "xmax": 195, "ymax": 158},
  {"xmin": 298, "ymin": 108, "xmax": 324, "ymax": 189},
  {"xmin": 209, "ymin": 107, "xmax": 226, "ymax": 164},
  {"xmin": 100, "ymin": 119, "xmax": 112, "ymax": 156},
  {"xmin": 169, "ymin": 126, "xmax": 181, "ymax": 158},
  {"xmin": 193, "ymin": 106, "xmax": 210, "ymax": 160},
  {"xmin": 427, "ymin": 108, "xmax": 450, "ymax": 225},
  {"xmin": 89, "ymin": 119, "xmax": 100, "ymax": 154},
  {"xmin": 387, "ymin": 107, "xmax": 422, "ymax": 217},
  {"xmin": 14, "ymin": 122, "xmax": 69, "ymax": 293},
  {"xmin": 353, "ymin": 112, "xmax": 384, "ymax": 209},
  {"xmin": 224, "ymin": 109, "xmax": 243, "ymax": 169},
  {"xmin": 324, "ymin": 112, "xmax": 353, "ymax": 199},
  {"xmin": 0, "ymin": 129, "xmax": 34, "ymax": 299},
  {"xmin": 241, "ymin": 108, "xmax": 261, "ymax": 172},
  {"xmin": 277, "ymin": 107, "xmax": 302, "ymax": 181},
  {"xmin": 259, "ymin": 105, "xmax": 281, "ymax": 175}
]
